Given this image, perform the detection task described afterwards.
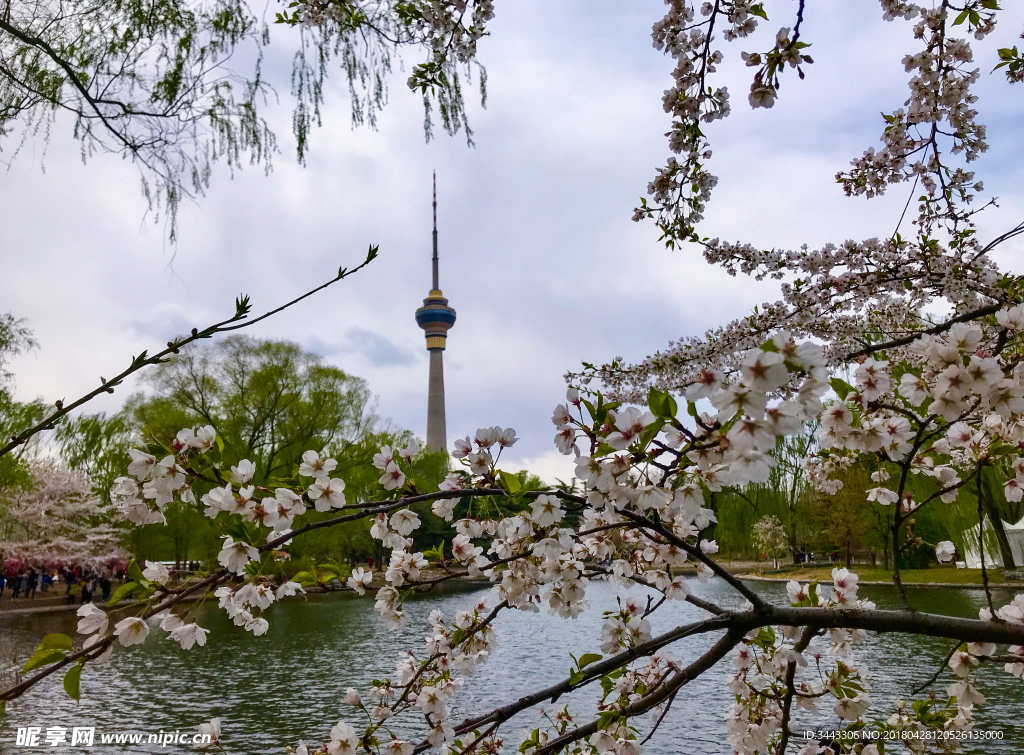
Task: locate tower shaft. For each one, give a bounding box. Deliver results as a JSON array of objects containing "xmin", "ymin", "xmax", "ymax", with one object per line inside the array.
[{"xmin": 427, "ymin": 349, "xmax": 447, "ymax": 451}]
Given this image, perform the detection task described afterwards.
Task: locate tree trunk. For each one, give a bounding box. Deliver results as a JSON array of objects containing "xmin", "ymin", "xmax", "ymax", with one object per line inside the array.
[
  {"xmin": 982, "ymin": 486, "xmax": 1016, "ymax": 569},
  {"xmin": 788, "ymin": 490, "xmax": 799, "ymax": 564},
  {"xmin": 845, "ymin": 539, "xmax": 852, "ymax": 569}
]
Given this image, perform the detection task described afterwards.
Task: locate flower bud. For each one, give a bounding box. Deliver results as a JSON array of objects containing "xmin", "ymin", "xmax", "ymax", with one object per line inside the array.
[{"xmin": 345, "ymin": 688, "xmax": 362, "ymax": 707}]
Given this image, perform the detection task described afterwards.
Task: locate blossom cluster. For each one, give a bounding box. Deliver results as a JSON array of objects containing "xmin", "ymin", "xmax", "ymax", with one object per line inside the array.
[
  {"xmin": 587, "ymin": 3, "xmax": 1022, "ymax": 412},
  {"xmin": 807, "ymin": 319, "xmax": 1024, "ymax": 527}
]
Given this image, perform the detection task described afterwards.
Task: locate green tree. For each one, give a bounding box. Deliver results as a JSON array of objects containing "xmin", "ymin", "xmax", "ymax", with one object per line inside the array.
[
  {"xmin": 0, "ymin": 314, "xmax": 46, "ymax": 496},
  {"xmin": 132, "ymin": 335, "xmax": 374, "ymax": 481},
  {"xmin": 53, "ymin": 335, "xmax": 447, "ymax": 567},
  {"xmin": 56, "ymin": 413, "xmax": 134, "ymax": 504}
]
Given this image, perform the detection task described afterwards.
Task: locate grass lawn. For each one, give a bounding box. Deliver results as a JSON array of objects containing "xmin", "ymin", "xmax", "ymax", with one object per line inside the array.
[{"xmin": 739, "ymin": 564, "xmax": 1006, "ymax": 585}]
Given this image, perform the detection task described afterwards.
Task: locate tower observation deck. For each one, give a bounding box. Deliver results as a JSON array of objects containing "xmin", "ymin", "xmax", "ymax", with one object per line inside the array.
[{"xmin": 415, "ymin": 173, "xmax": 456, "ymax": 451}]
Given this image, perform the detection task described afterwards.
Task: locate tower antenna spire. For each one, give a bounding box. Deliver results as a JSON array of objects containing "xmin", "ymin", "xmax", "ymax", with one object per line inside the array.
[{"xmin": 432, "ymin": 171, "xmax": 439, "ymax": 291}]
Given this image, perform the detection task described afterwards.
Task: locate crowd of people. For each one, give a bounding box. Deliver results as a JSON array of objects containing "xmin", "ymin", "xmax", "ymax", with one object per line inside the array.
[{"xmin": 0, "ymin": 565, "xmax": 123, "ymax": 605}]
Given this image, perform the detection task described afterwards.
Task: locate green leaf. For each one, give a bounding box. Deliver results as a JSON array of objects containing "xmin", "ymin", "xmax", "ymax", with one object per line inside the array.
[
  {"xmin": 647, "ymin": 387, "xmax": 678, "ymax": 419},
  {"xmin": 953, "ymin": 9, "xmax": 970, "ymax": 25},
  {"xmin": 687, "ymin": 400, "xmax": 698, "ymax": 417},
  {"xmin": 760, "ymin": 338, "xmax": 779, "ymax": 353},
  {"xmin": 498, "ymin": 470, "xmax": 522, "ymax": 495},
  {"xmin": 423, "ymin": 540, "xmax": 446, "ymax": 562},
  {"xmin": 581, "ymin": 398, "xmax": 597, "ymax": 422},
  {"xmin": 751, "ymin": 626, "xmax": 776, "ymax": 650},
  {"xmin": 40, "ymin": 633, "xmax": 74, "ymax": 652},
  {"xmin": 318, "ymin": 562, "xmax": 345, "ymax": 580},
  {"xmin": 577, "ymin": 653, "xmax": 603, "ymax": 670},
  {"xmin": 596, "ymin": 710, "xmax": 620, "ymax": 730},
  {"xmin": 108, "ymin": 581, "xmax": 139, "ymax": 606},
  {"xmin": 224, "ymin": 519, "xmax": 260, "ymax": 544},
  {"xmin": 127, "ymin": 559, "xmax": 146, "ymax": 584},
  {"xmin": 63, "ymin": 662, "xmax": 83, "ymax": 701},
  {"xmin": 830, "ymin": 377, "xmax": 854, "ymax": 400},
  {"xmin": 750, "ymin": 3, "xmax": 768, "ymax": 20},
  {"xmin": 23, "ymin": 649, "xmax": 67, "ymax": 673},
  {"xmin": 637, "ymin": 419, "xmax": 666, "ymax": 450}
]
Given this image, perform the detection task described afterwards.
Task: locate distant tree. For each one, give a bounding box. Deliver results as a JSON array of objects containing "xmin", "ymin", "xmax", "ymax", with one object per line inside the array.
[
  {"xmin": 131, "ymin": 335, "xmax": 375, "ymax": 482},
  {"xmin": 0, "ymin": 459, "xmax": 125, "ymax": 568},
  {"xmin": 56, "ymin": 413, "xmax": 135, "ymax": 504},
  {"xmin": 751, "ymin": 514, "xmax": 788, "ymax": 570},
  {"xmin": 816, "ymin": 477, "xmax": 868, "ymax": 570},
  {"xmin": 53, "ymin": 335, "xmax": 443, "ymax": 566},
  {"xmin": 0, "ymin": 314, "xmax": 46, "ymax": 495}
]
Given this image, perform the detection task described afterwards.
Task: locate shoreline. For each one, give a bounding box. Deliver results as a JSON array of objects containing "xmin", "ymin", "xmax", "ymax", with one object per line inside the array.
[
  {"xmin": 0, "ymin": 576, "xmax": 493, "ymax": 619},
  {"xmin": 6, "ymin": 572, "xmax": 1020, "ymax": 618},
  {"xmin": 737, "ymin": 574, "xmax": 1024, "ymax": 590}
]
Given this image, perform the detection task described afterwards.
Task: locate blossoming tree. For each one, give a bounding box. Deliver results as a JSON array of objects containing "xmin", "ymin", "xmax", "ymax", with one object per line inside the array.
[
  {"xmin": 0, "ymin": 459, "xmax": 125, "ymax": 569},
  {"xmin": 752, "ymin": 515, "xmax": 789, "ymax": 570},
  {"xmin": 5, "ymin": 3, "xmax": 1024, "ymax": 755}
]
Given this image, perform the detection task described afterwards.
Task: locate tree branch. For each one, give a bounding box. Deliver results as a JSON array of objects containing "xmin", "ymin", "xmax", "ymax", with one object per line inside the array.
[{"xmin": 0, "ymin": 246, "xmax": 378, "ymax": 460}]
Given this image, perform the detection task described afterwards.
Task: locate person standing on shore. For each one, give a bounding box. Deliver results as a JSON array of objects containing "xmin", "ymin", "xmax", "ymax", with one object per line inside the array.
[
  {"xmin": 0, "ymin": 573, "xmax": 5, "ymax": 600},
  {"xmin": 26, "ymin": 570, "xmax": 38, "ymax": 599},
  {"xmin": 11, "ymin": 572, "xmax": 22, "ymax": 599}
]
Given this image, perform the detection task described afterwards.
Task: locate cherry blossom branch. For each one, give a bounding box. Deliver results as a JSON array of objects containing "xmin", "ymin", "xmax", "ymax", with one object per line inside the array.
[
  {"xmin": 433, "ymin": 602, "xmax": 1024, "ymax": 755},
  {"xmin": 776, "ymin": 626, "xmax": 817, "ymax": 755},
  {"xmin": 844, "ymin": 302, "xmax": 1003, "ymax": 360},
  {"xmin": 420, "ymin": 614, "xmax": 736, "ymax": 753},
  {"xmin": 394, "ymin": 601, "xmax": 509, "ymax": 711},
  {"xmin": 532, "ymin": 628, "xmax": 746, "ymax": 755},
  {"xmin": 585, "ymin": 563, "xmax": 726, "ymax": 617},
  {"xmin": 760, "ymin": 606, "xmax": 1024, "ymax": 645},
  {"xmin": 911, "ymin": 643, "xmax": 961, "ymax": 695},
  {"xmin": 616, "ymin": 508, "xmax": 768, "ymax": 611},
  {"xmin": 976, "ymin": 468, "xmax": 998, "ymax": 618},
  {"xmin": 0, "ymin": 246, "xmax": 378, "ymax": 460}
]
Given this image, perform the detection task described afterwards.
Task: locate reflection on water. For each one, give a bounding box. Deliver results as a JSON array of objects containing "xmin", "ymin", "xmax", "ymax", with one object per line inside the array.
[{"xmin": 1, "ymin": 580, "xmax": 1021, "ymax": 754}]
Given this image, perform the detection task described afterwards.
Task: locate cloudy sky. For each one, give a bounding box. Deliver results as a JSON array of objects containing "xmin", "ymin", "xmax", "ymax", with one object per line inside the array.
[{"xmin": 3, "ymin": 1, "xmax": 1024, "ymax": 482}]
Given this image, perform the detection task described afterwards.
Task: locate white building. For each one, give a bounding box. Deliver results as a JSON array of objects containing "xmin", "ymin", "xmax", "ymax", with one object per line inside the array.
[{"xmin": 962, "ymin": 516, "xmax": 1024, "ymax": 569}]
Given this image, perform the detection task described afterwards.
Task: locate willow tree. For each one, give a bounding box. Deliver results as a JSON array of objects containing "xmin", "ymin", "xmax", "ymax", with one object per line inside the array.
[{"xmin": 0, "ymin": 0, "xmax": 493, "ymax": 238}]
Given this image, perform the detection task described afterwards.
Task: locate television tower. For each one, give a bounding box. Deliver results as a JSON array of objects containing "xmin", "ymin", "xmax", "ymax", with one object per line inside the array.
[{"xmin": 415, "ymin": 173, "xmax": 457, "ymax": 451}]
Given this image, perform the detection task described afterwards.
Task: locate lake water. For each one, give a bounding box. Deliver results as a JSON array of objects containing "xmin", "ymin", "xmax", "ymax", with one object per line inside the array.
[{"xmin": 1, "ymin": 580, "xmax": 1021, "ymax": 754}]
